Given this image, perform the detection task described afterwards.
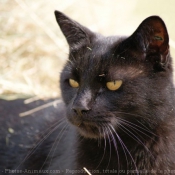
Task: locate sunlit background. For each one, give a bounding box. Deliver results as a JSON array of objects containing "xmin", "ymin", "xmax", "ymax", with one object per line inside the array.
[{"xmin": 1, "ymin": 0, "xmax": 175, "ymax": 100}]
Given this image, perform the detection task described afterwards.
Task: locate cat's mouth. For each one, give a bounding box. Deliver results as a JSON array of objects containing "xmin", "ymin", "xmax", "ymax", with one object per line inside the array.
[
  {"xmin": 77, "ymin": 122, "xmax": 103, "ymax": 138},
  {"xmin": 68, "ymin": 111, "xmax": 117, "ymax": 139},
  {"xmin": 71, "ymin": 118, "xmax": 109, "ymax": 139}
]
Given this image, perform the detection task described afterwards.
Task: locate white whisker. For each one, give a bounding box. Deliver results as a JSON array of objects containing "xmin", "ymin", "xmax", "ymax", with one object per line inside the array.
[
  {"xmin": 107, "ymin": 126, "xmax": 120, "ymax": 175},
  {"xmin": 118, "ymin": 118, "xmax": 156, "ymax": 141},
  {"xmin": 95, "ymin": 125, "xmax": 107, "ymax": 169},
  {"xmin": 118, "ymin": 123, "xmax": 155, "ymax": 160},
  {"xmin": 16, "ymin": 118, "xmax": 66, "ymax": 169},
  {"xmin": 116, "ymin": 112, "xmax": 158, "ymax": 136},
  {"xmin": 109, "ymin": 124, "xmax": 139, "ymax": 175},
  {"xmin": 40, "ymin": 123, "xmax": 69, "ymax": 171},
  {"xmin": 105, "ymin": 126, "xmax": 112, "ymax": 170}
]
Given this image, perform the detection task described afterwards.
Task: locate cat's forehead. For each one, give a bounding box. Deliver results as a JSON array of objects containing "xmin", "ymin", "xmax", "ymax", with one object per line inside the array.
[
  {"xmin": 90, "ymin": 35, "xmax": 121, "ymax": 55},
  {"xmin": 69, "ymin": 36, "xmax": 145, "ymax": 80},
  {"xmin": 70, "ymin": 35, "xmax": 122, "ymax": 64},
  {"xmin": 108, "ymin": 66, "xmax": 145, "ymax": 79}
]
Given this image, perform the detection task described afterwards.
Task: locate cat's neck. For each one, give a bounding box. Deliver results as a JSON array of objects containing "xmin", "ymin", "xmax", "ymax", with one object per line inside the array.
[{"xmin": 76, "ymin": 115, "xmax": 175, "ymax": 174}]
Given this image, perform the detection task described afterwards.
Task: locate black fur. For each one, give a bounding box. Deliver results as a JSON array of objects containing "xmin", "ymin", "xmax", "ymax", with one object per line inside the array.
[{"xmin": 1, "ymin": 11, "xmax": 175, "ymax": 175}]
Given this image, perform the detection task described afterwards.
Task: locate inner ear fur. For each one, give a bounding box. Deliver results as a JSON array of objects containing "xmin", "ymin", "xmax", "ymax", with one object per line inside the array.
[
  {"xmin": 54, "ymin": 10, "xmax": 94, "ymax": 50},
  {"xmin": 131, "ymin": 16, "xmax": 169, "ymax": 65}
]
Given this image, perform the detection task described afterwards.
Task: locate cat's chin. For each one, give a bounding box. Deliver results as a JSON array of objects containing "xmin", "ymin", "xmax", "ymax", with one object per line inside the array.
[
  {"xmin": 74, "ymin": 122, "xmax": 109, "ymax": 139},
  {"xmin": 67, "ymin": 113, "xmax": 118, "ymax": 139}
]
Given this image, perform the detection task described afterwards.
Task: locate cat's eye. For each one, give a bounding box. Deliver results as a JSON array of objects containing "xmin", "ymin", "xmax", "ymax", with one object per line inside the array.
[
  {"xmin": 69, "ymin": 79, "xmax": 79, "ymax": 88},
  {"xmin": 106, "ymin": 80, "xmax": 122, "ymax": 91}
]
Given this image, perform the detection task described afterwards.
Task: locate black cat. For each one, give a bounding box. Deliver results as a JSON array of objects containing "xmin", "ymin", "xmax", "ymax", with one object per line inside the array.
[{"xmin": 1, "ymin": 11, "xmax": 175, "ymax": 175}]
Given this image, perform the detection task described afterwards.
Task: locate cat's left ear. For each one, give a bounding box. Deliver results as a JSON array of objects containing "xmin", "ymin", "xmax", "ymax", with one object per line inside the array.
[
  {"xmin": 130, "ymin": 16, "xmax": 169, "ymax": 68},
  {"xmin": 54, "ymin": 11, "xmax": 94, "ymax": 50}
]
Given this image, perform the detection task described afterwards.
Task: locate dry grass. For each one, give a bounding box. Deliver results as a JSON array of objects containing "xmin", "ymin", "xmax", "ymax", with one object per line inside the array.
[
  {"xmin": 1, "ymin": 0, "xmax": 175, "ymax": 100},
  {"xmin": 0, "ymin": 0, "xmax": 68, "ymax": 99}
]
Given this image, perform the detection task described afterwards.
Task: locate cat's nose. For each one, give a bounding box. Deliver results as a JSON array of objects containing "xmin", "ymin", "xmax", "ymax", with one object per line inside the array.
[
  {"xmin": 72, "ymin": 105, "xmax": 90, "ymax": 116},
  {"xmin": 72, "ymin": 89, "xmax": 92, "ymax": 116}
]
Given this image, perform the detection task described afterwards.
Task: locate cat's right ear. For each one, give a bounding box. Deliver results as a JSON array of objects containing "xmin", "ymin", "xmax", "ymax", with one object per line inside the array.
[{"xmin": 54, "ymin": 11, "xmax": 94, "ymax": 50}]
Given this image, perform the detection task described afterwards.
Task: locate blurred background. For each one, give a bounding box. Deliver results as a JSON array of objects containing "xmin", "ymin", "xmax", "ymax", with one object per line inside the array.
[{"xmin": 1, "ymin": 0, "xmax": 175, "ymax": 100}]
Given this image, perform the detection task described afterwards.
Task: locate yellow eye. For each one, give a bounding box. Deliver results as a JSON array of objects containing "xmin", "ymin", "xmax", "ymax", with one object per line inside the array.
[
  {"xmin": 69, "ymin": 79, "xmax": 79, "ymax": 88},
  {"xmin": 106, "ymin": 80, "xmax": 122, "ymax": 91}
]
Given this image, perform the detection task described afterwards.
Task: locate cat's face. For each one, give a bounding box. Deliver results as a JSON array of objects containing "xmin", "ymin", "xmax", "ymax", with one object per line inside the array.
[{"xmin": 55, "ymin": 11, "xmax": 172, "ymax": 139}]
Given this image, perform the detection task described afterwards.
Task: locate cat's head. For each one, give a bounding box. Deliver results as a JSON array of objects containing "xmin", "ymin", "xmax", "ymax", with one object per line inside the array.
[{"xmin": 55, "ymin": 11, "xmax": 174, "ymax": 139}]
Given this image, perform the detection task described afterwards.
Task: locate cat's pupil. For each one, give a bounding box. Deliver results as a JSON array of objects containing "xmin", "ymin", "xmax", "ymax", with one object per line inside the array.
[{"xmin": 106, "ymin": 80, "xmax": 123, "ymax": 91}]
